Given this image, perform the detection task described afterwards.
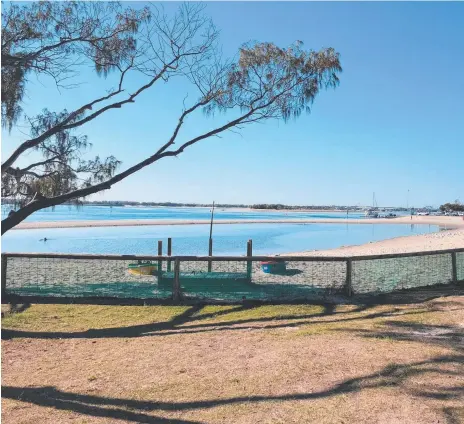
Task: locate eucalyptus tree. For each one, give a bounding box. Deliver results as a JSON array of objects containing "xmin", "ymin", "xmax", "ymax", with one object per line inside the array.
[{"xmin": 1, "ymin": 1, "xmax": 341, "ymax": 234}]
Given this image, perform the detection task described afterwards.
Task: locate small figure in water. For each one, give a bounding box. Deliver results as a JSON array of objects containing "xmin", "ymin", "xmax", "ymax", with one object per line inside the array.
[{"xmin": 39, "ymin": 237, "xmax": 48, "ymax": 242}]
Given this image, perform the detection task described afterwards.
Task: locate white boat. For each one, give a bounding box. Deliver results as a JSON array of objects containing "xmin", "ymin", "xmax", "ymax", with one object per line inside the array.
[
  {"xmin": 364, "ymin": 192, "xmax": 379, "ymax": 218},
  {"xmin": 364, "ymin": 209, "xmax": 379, "ymax": 218}
]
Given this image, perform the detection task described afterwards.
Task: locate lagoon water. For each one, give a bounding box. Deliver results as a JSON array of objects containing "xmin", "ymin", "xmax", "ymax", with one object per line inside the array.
[
  {"xmin": 3, "ymin": 222, "xmax": 437, "ymax": 256},
  {"xmin": 1, "ymin": 204, "xmax": 370, "ymax": 222},
  {"xmin": 1, "ymin": 205, "xmax": 425, "ymax": 255}
]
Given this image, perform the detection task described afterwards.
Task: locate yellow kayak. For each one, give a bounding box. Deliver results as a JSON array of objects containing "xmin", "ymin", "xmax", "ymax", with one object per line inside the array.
[{"xmin": 128, "ymin": 262, "xmax": 158, "ymax": 276}]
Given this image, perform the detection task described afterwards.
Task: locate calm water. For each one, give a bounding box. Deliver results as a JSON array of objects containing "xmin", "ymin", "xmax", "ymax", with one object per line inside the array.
[
  {"xmin": 2, "ymin": 204, "xmax": 372, "ymax": 222},
  {"xmin": 2, "ymin": 223, "xmax": 437, "ymax": 256}
]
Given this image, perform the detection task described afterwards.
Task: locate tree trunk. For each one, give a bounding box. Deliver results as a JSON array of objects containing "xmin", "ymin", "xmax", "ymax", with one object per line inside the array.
[{"xmin": 1, "ymin": 208, "xmax": 38, "ymax": 235}]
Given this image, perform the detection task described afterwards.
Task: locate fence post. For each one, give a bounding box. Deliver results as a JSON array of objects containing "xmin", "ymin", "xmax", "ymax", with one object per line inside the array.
[
  {"xmin": 208, "ymin": 238, "xmax": 213, "ymax": 273},
  {"xmin": 1, "ymin": 255, "xmax": 7, "ymax": 302},
  {"xmin": 345, "ymin": 259, "xmax": 353, "ymax": 296},
  {"xmin": 451, "ymin": 252, "xmax": 457, "ymax": 283},
  {"xmin": 173, "ymin": 258, "xmax": 181, "ymax": 302},
  {"xmin": 167, "ymin": 238, "xmax": 172, "ymax": 272},
  {"xmin": 157, "ymin": 240, "xmax": 163, "ymax": 284},
  {"xmin": 246, "ymin": 240, "xmax": 253, "ymax": 283}
]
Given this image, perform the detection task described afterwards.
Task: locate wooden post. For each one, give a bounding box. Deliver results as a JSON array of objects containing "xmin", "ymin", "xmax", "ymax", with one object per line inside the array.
[
  {"xmin": 157, "ymin": 240, "xmax": 163, "ymax": 284},
  {"xmin": 345, "ymin": 259, "xmax": 353, "ymax": 296},
  {"xmin": 208, "ymin": 201, "xmax": 215, "ymax": 273},
  {"xmin": 173, "ymin": 258, "xmax": 181, "ymax": 302},
  {"xmin": 246, "ymin": 240, "xmax": 253, "ymax": 283},
  {"xmin": 1, "ymin": 255, "xmax": 7, "ymax": 303},
  {"xmin": 167, "ymin": 238, "xmax": 172, "ymax": 272},
  {"xmin": 451, "ymin": 252, "xmax": 457, "ymax": 283},
  {"xmin": 208, "ymin": 238, "xmax": 213, "ymax": 273}
]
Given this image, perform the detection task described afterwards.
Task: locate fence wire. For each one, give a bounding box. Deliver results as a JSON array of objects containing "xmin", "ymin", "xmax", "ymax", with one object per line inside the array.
[
  {"xmin": 2, "ymin": 249, "xmax": 463, "ymax": 302},
  {"xmin": 158, "ymin": 259, "xmax": 347, "ymax": 302},
  {"xmin": 248, "ymin": 260, "xmax": 346, "ymax": 301},
  {"xmin": 4, "ymin": 256, "xmax": 172, "ymax": 299},
  {"xmin": 352, "ymin": 253, "xmax": 454, "ymax": 294},
  {"xmin": 457, "ymin": 252, "xmax": 464, "ymax": 282}
]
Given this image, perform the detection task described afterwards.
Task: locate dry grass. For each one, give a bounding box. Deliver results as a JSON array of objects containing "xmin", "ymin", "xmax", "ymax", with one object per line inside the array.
[
  {"xmin": 2, "ymin": 296, "xmax": 464, "ymax": 424},
  {"xmin": 1, "ymin": 304, "xmax": 189, "ymax": 332}
]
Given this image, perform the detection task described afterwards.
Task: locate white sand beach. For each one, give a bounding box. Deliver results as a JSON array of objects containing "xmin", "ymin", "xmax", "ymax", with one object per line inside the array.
[
  {"xmin": 13, "ymin": 215, "xmax": 464, "ymax": 231},
  {"xmin": 292, "ymin": 228, "xmax": 464, "ymax": 257}
]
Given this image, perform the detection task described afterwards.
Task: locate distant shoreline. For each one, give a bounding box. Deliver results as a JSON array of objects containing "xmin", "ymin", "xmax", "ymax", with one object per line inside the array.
[
  {"xmin": 12, "ymin": 216, "xmax": 464, "ymax": 230},
  {"xmin": 2, "ymin": 204, "xmax": 411, "ymax": 214}
]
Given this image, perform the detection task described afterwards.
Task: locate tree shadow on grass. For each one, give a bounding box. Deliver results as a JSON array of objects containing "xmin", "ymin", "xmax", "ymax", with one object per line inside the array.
[
  {"xmin": 2, "ymin": 300, "xmax": 462, "ymax": 340},
  {"xmin": 3, "ymin": 353, "xmax": 463, "ymax": 422},
  {"xmin": 443, "ymin": 407, "xmax": 464, "ymax": 424},
  {"xmin": 337, "ymin": 320, "xmax": 464, "ymax": 352},
  {"xmin": 2, "ymin": 301, "xmax": 31, "ymax": 317},
  {"xmin": 334, "ymin": 320, "xmax": 464, "ymax": 418},
  {"xmin": 1, "ymin": 385, "xmax": 201, "ymax": 423},
  {"xmin": 3, "ymin": 302, "xmax": 463, "ymax": 422},
  {"xmin": 0, "ymin": 302, "xmax": 404, "ymax": 340}
]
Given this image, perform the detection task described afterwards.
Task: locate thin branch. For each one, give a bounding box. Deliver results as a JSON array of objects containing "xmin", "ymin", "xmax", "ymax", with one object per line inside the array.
[
  {"xmin": 21, "ymin": 156, "xmax": 62, "ymax": 172},
  {"xmin": 1, "ymin": 59, "xmax": 168, "ymax": 174}
]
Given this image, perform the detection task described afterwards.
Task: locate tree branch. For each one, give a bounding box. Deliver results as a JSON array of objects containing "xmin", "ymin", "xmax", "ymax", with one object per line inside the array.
[
  {"xmin": 1, "ymin": 57, "xmax": 180, "ymax": 175},
  {"xmin": 2, "ymin": 100, "xmax": 262, "ymax": 234},
  {"xmin": 20, "ymin": 156, "xmax": 62, "ymax": 172}
]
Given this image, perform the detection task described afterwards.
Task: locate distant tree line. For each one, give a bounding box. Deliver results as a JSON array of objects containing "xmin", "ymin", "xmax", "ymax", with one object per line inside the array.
[
  {"xmin": 0, "ymin": 198, "xmax": 416, "ymax": 211},
  {"xmin": 252, "ymin": 204, "xmax": 338, "ymax": 210},
  {"xmin": 252, "ymin": 204, "xmax": 368, "ymax": 210},
  {"xmin": 439, "ymin": 201, "xmax": 464, "ymax": 212},
  {"xmin": 69, "ymin": 200, "xmax": 249, "ymax": 208},
  {"xmin": 80, "ymin": 202, "xmax": 361, "ymax": 210}
]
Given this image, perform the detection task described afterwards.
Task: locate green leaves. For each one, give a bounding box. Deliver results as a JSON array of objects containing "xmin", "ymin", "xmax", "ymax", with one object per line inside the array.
[
  {"xmin": 206, "ymin": 41, "xmax": 341, "ymax": 123},
  {"xmin": 1, "ymin": 1, "xmax": 149, "ymax": 129}
]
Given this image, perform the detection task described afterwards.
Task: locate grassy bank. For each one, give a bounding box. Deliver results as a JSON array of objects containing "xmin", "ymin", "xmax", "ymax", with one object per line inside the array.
[{"xmin": 2, "ymin": 296, "xmax": 464, "ymax": 423}]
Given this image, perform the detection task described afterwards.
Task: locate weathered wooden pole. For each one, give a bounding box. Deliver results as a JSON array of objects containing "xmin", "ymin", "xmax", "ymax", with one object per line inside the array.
[
  {"xmin": 208, "ymin": 239, "xmax": 213, "ymax": 273},
  {"xmin": 208, "ymin": 201, "xmax": 215, "ymax": 272},
  {"xmin": 451, "ymin": 252, "xmax": 457, "ymax": 283},
  {"xmin": 345, "ymin": 259, "xmax": 353, "ymax": 296},
  {"xmin": 1, "ymin": 255, "xmax": 7, "ymax": 302},
  {"xmin": 209, "ymin": 201, "xmax": 215, "ymax": 240},
  {"xmin": 173, "ymin": 258, "xmax": 181, "ymax": 303},
  {"xmin": 157, "ymin": 240, "xmax": 163, "ymax": 284},
  {"xmin": 167, "ymin": 238, "xmax": 172, "ymax": 272},
  {"xmin": 246, "ymin": 240, "xmax": 253, "ymax": 283}
]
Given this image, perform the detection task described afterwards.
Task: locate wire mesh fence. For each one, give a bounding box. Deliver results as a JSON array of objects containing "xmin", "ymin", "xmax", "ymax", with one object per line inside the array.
[
  {"xmin": 1, "ymin": 249, "xmax": 463, "ymax": 303},
  {"xmin": 457, "ymin": 252, "xmax": 464, "ymax": 282},
  {"xmin": 166, "ymin": 258, "xmax": 347, "ymax": 302},
  {"xmin": 351, "ymin": 253, "xmax": 454, "ymax": 294},
  {"xmin": 3, "ymin": 255, "xmax": 173, "ymax": 300}
]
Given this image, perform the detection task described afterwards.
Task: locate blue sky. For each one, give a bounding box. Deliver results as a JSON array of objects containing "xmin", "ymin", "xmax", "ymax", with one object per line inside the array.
[{"xmin": 2, "ymin": 2, "xmax": 463, "ymax": 207}]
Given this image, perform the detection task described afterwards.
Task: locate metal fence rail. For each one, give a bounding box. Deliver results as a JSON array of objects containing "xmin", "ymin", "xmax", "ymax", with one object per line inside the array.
[{"xmin": 2, "ymin": 249, "xmax": 463, "ymax": 303}]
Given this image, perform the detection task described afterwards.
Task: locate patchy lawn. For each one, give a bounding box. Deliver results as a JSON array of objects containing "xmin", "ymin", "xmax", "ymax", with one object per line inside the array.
[{"xmin": 2, "ymin": 296, "xmax": 464, "ymax": 424}]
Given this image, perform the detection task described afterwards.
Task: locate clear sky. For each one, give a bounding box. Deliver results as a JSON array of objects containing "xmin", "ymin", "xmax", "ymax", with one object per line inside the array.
[{"xmin": 2, "ymin": 2, "xmax": 463, "ymax": 207}]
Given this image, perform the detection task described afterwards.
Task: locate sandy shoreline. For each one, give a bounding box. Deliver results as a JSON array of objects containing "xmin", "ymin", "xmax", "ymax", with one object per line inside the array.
[
  {"xmin": 290, "ymin": 228, "xmax": 464, "ymax": 257},
  {"xmin": 13, "ymin": 215, "xmax": 464, "ymax": 230}
]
